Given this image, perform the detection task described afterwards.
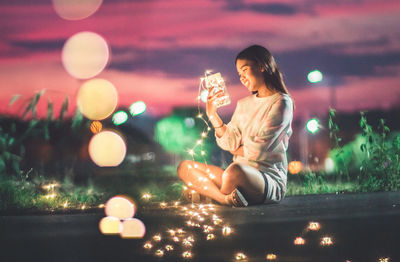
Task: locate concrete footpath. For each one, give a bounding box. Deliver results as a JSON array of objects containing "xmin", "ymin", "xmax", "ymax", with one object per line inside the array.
[{"xmin": 1, "ymin": 191, "xmax": 400, "ymax": 262}]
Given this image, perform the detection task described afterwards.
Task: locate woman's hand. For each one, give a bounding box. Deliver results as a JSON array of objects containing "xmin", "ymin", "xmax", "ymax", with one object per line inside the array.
[
  {"xmin": 230, "ymin": 146, "xmax": 244, "ymax": 157},
  {"xmin": 206, "ymin": 87, "xmax": 223, "ymax": 117}
]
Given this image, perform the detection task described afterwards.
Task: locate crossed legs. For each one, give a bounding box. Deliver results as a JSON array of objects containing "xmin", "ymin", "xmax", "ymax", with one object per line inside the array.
[{"xmin": 177, "ymin": 160, "xmax": 265, "ymax": 205}]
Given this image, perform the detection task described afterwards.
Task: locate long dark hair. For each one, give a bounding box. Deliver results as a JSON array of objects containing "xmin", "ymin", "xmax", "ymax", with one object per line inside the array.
[{"xmin": 235, "ymin": 45, "xmax": 290, "ymax": 96}]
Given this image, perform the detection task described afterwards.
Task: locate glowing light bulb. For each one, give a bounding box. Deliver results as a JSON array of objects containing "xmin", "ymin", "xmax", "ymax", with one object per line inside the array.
[
  {"xmin": 294, "ymin": 237, "xmax": 306, "ymax": 245},
  {"xmin": 153, "ymin": 234, "xmax": 162, "ymax": 241},
  {"xmin": 182, "ymin": 251, "xmax": 192, "ymax": 258},
  {"xmin": 155, "ymin": 249, "xmax": 164, "ymax": 257},
  {"xmin": 165, "ymin": 245, "xmax": 174, "ymax": 251},
  {"xmin": 142, "ymin": 193, "xmax": 152, "ymax": 200},
  {"xmin": 266, "ymin": 253, "xmax": 277, "ymax": 260},
  {"xmin": 222, "ymin": 226, "xmax": 232, "ymax": 236},
  {"xmin": 308, "ymin": 222, "xmax": 321, "ymax": 231},
  {"xmin": 320, "ymin": 236, "xmax": 333, "ymax": 246},
  {"xmin": 143, "ymin": 242, "xmax": 152, "ymax": 249},
  {"xmin": 235, "ymin": 252, "xmax": 247, "ymax": 260},
  {"xmin": 206, "ymin": 234, "xmax": 215, "ymax": 240}
]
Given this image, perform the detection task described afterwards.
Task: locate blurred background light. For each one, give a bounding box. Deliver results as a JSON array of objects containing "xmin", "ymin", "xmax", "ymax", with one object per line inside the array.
[
  {"xmin": 90, "ymin": 120, "xmax": 103, "ymax": 134},
  {"xmin": 112, "ymin": 111, "xmax": 128, "ymax": 125},
  {"xmin": 288, "ymin": 161, "xmax": 303, "ymax": 175},
  {"xmin": 306, "ymin": 118, "xmax": 320, "ymax": 134},
  {"xmin": 105, "ymin": 196, "xmax": 135, "ymax": 220},
  {"xmin": 52, "ymin": 0, "xmax": 103, "ymax": 21},
  {"xmin": 324, "ymin": 157, "xmax": 335, "ymax": 174},
  {"xmin": 99, "ymin": 216, "xmax": 122, "ymax": 235},
  {"xmin": 62, "ymin": 31, "xmax": 109, "ymax": 79},
  {"xmin": 120, "ymin": 218, "xmax": 146, "ymax": 239},
  {"xmin": 184, "ymin": 117, "xmax": 195, "ymax": 128},
  {"xmin": 129, "ymin": 101, "xmax": 147, "ymax": 116},
  {"xmin": 88, "ymin": 130, "xmax": 126, "ymax": 167},
  {"xmin": 307, "ymin": 70, "xmax": 323, "ymax": 83},
  {"xmin": 77, "ymin": 78, "xmax": 118, "ymax": 120}
]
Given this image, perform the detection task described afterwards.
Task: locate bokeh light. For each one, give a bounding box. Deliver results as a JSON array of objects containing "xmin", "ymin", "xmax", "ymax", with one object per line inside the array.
[
  {"xmin": 99, "ymin": 216, "xmax": 122, "ymax": 235},
  {"xmin": 120, "ymin": 218, "xmax": 146, "ymax": 239},
  {"xmin": 105, "ymin": 196, "xmax": 135, "ymax": 219},
  {"xmin": 325, "ymin": 157, "xmax": 335, "ymax": 174},
  {"xmin": 62, "ymin": 31, "xmax": 109, "ymax": 79},
  {"xmin": 288, "ymin": 161, "xmax": 303, "ymax": 175},
  {"xmin": 52, "ymin": 0, "xmax": 103, "ymax": 20},
  {"xmin": 129, "ymin": 101, "xmax": 147, "ymax": 116},
  {"xmin": 77, "ymin": 78, "xmax": 118, "ymax": 120},
  {"xmin": 90, "ymin": 121, "xmax": 103, "ymax": 134},
  {"xmin": 306, "ymin": 118, "xmax": 319, "ymax": 134},
  {"xmin": 184, "ymin": 117, "xmax": 195, "ymax": 128},
  {"xmin": 307, "ymin": 70, "xmax": 323, "ymax": 83},
  {"xmin": 112, "ymin": 111, "xmax": 128, "ymax": 125},
  {"xmin": 88, "ymin": 131, "xmax": 126, "ymax": 167}
]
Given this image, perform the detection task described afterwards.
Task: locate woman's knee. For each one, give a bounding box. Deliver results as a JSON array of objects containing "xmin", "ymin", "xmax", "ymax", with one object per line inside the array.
[
  {"xmin": 224, "ymin": 163, "xmax": 245, "ymax": 182},
  {"xmin": 177, "ymin": 160, "xmax": 193, "ymax": 178}
]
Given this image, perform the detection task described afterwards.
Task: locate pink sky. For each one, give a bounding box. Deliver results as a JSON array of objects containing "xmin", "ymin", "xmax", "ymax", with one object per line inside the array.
[{"xmin": 1, "ymin": 0, "xmax": 399, "ymax": 120}]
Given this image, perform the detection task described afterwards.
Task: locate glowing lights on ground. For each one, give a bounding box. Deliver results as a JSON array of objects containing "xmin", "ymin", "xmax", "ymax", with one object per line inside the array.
[
  {"xmin": 77, "ymin": 78, "xmax": 118, "ymax": 120},
  {"xmin": 143, "ymin": 242, "xmax": 152, "ymax": 249},
  {"xmin": 52, "ymin": 0, "xmax": 103, "ymax": 20},
  {"xmin": 294, "ymin": 237, "xmax": 306, "ymax": 245},
  {"xmin": 105, "ymin": 196, "xmax": 135, "ymax": 219},
  {"xmin": 182, "ymin": 251, "xmax": 192, "ymax": 258},
  {"xmin": 206, "ymin": 233, "xmax": 215, "ymax": 240},
  {"xmin": 320, "ymin": 236, "xmax": 334, "ymax": 246},
  {"xmin": 308, "ymin": 222, "xmax": 321, "ymax": 231},
  {"xmin": 129, "ymin": 101, "xmax": 147, "ymax": 116},
  {"xmin": 155, "ymin": 249, "xmax": 164, "ymax": 257},
  {"xmin": 306, "ymin": 118, "xmax": 320, "ymax": 134},
  {"xmin": 288, "ymin": 161, "xmax": 303, "ymax": 175},
  {"xmin": 266, "ymin": 253, "xmax": 277, "ymax": 260},
  {"xmin": 88, "ymin": 131, "xmax": 126, "ymax": 167},
  {"xmin": 62, "ymin": 32, "xmax": 109, "ymax": 79},
  {"xmin": 222, "ymin": 225, "xmax": 232, "ymax": 236},
  {"xmin": 235, "ymin": 252, "xmax": 247, "ymax": 260},
  {"xmin": 307, "ymin": 70, "xmax": 323, "ymax": 83}
]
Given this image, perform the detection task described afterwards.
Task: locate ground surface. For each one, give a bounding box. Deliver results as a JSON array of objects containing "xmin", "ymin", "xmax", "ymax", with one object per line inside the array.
[{"xmin": 1, "ymin": 191, "xmax": 400, "ymax": 262}]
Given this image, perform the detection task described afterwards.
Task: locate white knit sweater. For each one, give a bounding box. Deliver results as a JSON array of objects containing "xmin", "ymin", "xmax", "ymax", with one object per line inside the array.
[{"xmin": 216, "ymin": 92, "xmax": 293, "ymax": 194}]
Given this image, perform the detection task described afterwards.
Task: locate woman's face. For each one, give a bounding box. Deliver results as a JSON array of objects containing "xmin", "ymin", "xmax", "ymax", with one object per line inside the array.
[{"xmin": 236, "ymin": 59, "xmax": 265, "ymax": 92}]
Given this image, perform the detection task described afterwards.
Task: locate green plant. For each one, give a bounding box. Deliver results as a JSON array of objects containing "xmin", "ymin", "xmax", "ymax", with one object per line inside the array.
[
  {"xmin": 328, "ymin": 108, "xmax": 349, "ymax": 181},
  {"xmin": 358, "ymin": 113, "xmax": 400, "ymax": 191}
]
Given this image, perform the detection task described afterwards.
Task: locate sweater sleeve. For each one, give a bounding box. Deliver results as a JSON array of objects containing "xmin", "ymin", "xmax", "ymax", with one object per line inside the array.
[
  {"xmin": 215, "ymin": 101, "xmax": 242, "ymax": 152},
  {"xmin": 243, "ymin": 97, "xmax": 293, "ymax": 161}
]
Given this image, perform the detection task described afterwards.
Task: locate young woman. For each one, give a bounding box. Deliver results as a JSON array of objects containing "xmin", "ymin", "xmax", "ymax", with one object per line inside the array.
[{"xmin": 177, "ymin": 45, "xmax": 294, "ymax": 207}]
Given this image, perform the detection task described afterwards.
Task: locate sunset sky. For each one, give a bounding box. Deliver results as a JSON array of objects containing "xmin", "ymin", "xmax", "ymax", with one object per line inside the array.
[{"xmin": 1, "ymin": 0, "xmax": 399, "ymax": 120}]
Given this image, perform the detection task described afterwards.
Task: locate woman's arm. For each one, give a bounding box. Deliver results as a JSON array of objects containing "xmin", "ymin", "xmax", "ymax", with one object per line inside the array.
[
  {"xmin": 207, "ymin": 87, "xmax": 242, "ymax": 152},
  {"xmin": 206, "ymin": 87, "xmax": 227, "ymax": 137},
  {"xmin": 230, "ymin": 145, "xmax": 244, "ymax": 157}
]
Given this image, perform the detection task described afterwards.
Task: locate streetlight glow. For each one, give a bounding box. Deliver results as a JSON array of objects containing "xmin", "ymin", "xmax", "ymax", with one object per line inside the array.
[
  {"xmin": 306, "ymin": 118, "xmax": 319, "ymax": 134},
  {"xmin": 307, "ymin": 70, "xmax": 323, "ymax": 83}
]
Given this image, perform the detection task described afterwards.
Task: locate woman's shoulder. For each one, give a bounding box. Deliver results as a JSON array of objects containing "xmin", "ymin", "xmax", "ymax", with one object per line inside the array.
[
  {"xmin": 237, "ymin": 94, "xmax": 255, "ymax": 105},
  {"xmin": 274, "ymin": 93, "xmax": 293, "ymax": 106}
]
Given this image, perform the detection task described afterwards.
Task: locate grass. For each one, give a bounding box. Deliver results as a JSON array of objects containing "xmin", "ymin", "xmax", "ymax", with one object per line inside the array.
[{"xmin": 1, "ymin": 165, "xmax": 365, "ymax": 213}]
